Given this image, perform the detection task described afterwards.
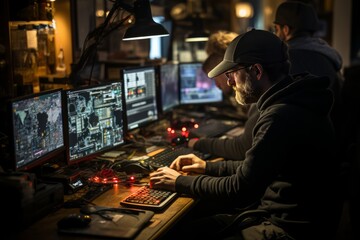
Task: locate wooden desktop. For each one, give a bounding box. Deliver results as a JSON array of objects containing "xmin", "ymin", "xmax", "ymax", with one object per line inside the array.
[{"xmin": 15, "ymin": 180, "xmax": 197, "ymax": 240}]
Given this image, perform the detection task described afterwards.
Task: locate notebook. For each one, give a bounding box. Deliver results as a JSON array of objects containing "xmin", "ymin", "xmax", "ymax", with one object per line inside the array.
[{"xmin": 58, "ymin": 206, "xmax": 154, "ymax": 239}]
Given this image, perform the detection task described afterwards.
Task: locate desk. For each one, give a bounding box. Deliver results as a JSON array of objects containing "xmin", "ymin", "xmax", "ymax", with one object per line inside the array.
[{"xmin": 15, "ymin": 182, "xmax": 197, "ymax": 240}]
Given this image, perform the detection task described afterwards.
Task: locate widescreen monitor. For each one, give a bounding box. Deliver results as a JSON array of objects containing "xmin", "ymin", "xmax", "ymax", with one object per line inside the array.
[
  {"xmin": 10, "ymin": 89, "xmax": 65, "ymax": 171},
  {"xmin": 122, "ymin": 66, "xmax": 159, "ymax": 131},
  {"xmin": 179, "ymin": 62, "xmax": 223, "ymax": 104},
  {"xmin": 65, "ymin": 82, "xmax": 125, "ymax": 164},
  {"xmin": 159, "ymin": 62, "xmax": 180, "ymax": 113}
]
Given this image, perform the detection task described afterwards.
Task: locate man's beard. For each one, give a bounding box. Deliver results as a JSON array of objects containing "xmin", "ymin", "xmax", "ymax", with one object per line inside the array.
[{"xmin": 233, "ymin": 73, "xmax": 260, "ymax": 105}]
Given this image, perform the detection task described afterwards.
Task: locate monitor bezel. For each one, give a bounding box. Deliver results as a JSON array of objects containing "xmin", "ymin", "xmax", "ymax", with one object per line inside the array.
[
  {"xmin": 9, "ymin": 88, "xmax": 66, "ymax": 172},
  {"xmin": 63, "ymin": 81, "xmax": 126, "ymax": 166},
  {"xmin": 120, "ymin": 65, "xmax": 160, "ymax": 132}
]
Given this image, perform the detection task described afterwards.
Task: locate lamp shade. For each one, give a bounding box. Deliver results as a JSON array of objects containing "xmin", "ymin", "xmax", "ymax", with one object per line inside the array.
[
  {"xmin": 185, "ymin": 30, "xmax": 209, "ymax": 42},
  {"xmin": 123, "ymin": 0, "xmax": 169, "ymax": 41},
  {"xmin": 185, "ymin": 15, "xmax": 209, "ymax": 42}
]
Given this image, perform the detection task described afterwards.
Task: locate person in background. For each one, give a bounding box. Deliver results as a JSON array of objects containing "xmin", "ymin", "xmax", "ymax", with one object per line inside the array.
[
  {"xmin": 188, "ymin": 30, "xmax": 260, "ymax": 160},
  {"xmin": 203, "ymin": 30, "xmax": 249, "ymax": 120},
  {"xmin": 150, "ymin": 29, "xmax": 339, "ymax": 240},
  {"xmin": 273, "ymin": 0, "xmax": 343, "ymax": 134}
]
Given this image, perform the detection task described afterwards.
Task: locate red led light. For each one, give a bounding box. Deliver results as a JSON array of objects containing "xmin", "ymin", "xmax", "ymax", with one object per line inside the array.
[
  {"xmin": 181, "ymin": 127, "xmax": 187, "ymax": 132},
  {"xmin": 194, "ymin": 123, "xmax": 199, "ymax": 128},
  {"xmin": 167, "ymin": 127, "xmax": 172, "ymax": 132}
]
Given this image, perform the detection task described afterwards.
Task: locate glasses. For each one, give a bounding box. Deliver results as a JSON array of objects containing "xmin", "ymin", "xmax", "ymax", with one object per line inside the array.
[{"xmin": 224, "ymin": 66, "xmax": 249, "ymax": 80}]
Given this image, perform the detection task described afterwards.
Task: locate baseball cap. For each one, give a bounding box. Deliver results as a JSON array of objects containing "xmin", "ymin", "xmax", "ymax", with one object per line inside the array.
[
  {"xmin": 208, "ymin": 29, "xmax": 288, "ymax": 78},
  {"xmin": 273, "ymin": 1, "xmax": 319, "ymax": 32}
]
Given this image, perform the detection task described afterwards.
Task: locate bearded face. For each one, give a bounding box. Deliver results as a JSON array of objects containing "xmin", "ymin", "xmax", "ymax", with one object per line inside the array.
[{"xmin": 233, "ymin": 71, "xmax": 262, "ymax": 105}]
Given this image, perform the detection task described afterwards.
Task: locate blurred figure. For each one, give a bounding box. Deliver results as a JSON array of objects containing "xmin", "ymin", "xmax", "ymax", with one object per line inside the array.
[
  {"xmin": 273, "ymin": 0, "xmax": 343, "ymax": 132},
  {"xmin": 203, "ymin": 31, "xmax": 249, "ymax": 119}
]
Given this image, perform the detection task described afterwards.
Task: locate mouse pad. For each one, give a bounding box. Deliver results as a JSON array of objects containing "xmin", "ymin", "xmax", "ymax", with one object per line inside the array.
[{"xmin": 58, "ymin": 206, "xmax": 154, "ymax": 239}]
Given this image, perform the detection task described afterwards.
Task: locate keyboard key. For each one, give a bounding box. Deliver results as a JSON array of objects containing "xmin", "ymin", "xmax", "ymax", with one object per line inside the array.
[
  {"xmin": 120, "ymin": 186, "xmax": 178, "ymax": 211},
  {"xmin": 148, "ymin": 146, "xmax": 209, "ymax": 169}
]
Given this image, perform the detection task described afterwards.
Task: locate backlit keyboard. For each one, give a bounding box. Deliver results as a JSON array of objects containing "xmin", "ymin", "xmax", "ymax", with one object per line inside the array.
[
  {"xmin": 120, "ymin": 186, "xmax": 177, "ymax": 211},
  {"xmin": 148, "ymin": 146, "xmax": 210, "ymax": 169}
]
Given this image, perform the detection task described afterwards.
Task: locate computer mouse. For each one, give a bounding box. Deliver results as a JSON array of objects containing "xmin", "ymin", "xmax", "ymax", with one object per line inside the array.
[
  {"xmin": 57, "ymin": 213, "xmax": 91, "ymax": 229},
  {"xmin": 113, "ymin": 160, "xmax": 152, "ymax": 175}
]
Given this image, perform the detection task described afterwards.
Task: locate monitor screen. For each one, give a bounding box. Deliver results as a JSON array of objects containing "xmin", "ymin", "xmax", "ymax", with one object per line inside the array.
[
  {"xmin": 10, "ymin": 89, "xmax": 65, "ymax": 171},
  {"xmin": 159, "ymin": 62, "xmax": 180, "ymax": 113},
  {"xmin": 179, "ymin": 62, "xmax": 223, "ymax": 104},
  {"xmin": 65, "ymin": 82, "xmax": 125, "ymax": 164},
  {"xmin": 122, "ymin": 66, "xmax": 159, "ymax": 130}
]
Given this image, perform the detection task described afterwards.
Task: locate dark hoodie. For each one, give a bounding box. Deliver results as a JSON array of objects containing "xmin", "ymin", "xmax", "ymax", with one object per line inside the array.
[
  {"xmin": 175, "ymin": 73, "xmax": 339, "ymax": 239},
  {"xmin": 287, "ymin": 35, "xmax": 343, "ymax": 131}
]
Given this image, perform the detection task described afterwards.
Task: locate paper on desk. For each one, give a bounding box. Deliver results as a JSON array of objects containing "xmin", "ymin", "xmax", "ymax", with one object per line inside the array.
[{"xmin": 101, "ymin": 150, "xmax": 126, "ymax": 158}]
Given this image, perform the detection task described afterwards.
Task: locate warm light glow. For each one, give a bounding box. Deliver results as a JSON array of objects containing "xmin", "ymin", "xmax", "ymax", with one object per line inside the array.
[
  {"xmin": 96, "ymin": 10, "xmax": 105, "ymax": 17},
  {"xmin": 185, "ymin": 36, "xmax": 209, "ymax": 42},
  {"xmin": 235, "ymin": 3, "xmax": 254, "ymax": 18}
]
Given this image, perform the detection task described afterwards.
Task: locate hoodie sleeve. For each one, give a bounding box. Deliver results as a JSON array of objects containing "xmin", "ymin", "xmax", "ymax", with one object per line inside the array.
[{"xmin": 193, "ymin": 104, "xmax": 259, "ymax": 160}]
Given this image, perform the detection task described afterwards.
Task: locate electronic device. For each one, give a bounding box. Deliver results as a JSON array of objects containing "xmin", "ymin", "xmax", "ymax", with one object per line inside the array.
[
  {"xmin": 120, "ymin": 185, "xmax": 178, "ymax": 211},
  {"xmin": 111, "ymin": 159, "xmax": 152, "ymax": 175},
  {"xmin": 9, "ymin": 89, "xmax": 65, "ymax": 171},
  {"xmin": 64, "ymin": 82, "xmax": 126, "ymax": 165},
  {"xmin": 121, "ymin": 66, "xmax": 159, "ymax": 131},
  {"xmin": 148, "ymin": 146, "xmax": 210, "ymax": 169},
  {"xmin": 158, "ymin": 62, "xmax": 180, "ymax": 114},
  {"xmin": 179, "ymin": 62, "xmax": 223, "ymax": 105},
  {"xmin": 57, "ymin": 214, "xmax": 92, "ymax": 229}
]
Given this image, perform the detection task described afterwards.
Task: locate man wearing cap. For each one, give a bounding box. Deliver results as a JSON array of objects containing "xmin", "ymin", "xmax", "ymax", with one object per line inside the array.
[
  {"xmin": 150, "ymin": 29, "xmax": 339, "ymax": 240},
  {"xmin": 273, "ymin": 1, "xmax": 343, "ymax": 135},
  {"xmin": 187, "ymin": 30, "xmax": 259, "ymax": 161}
]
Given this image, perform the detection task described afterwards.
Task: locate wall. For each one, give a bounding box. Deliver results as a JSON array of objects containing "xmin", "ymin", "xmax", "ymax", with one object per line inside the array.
[
  {"xmin": 332, "ymin": 0, "xmax": 352, "ymax": 68},
  {"xmin": 54, "ymin": 0, "xmax": 73, "ymax": 75}
]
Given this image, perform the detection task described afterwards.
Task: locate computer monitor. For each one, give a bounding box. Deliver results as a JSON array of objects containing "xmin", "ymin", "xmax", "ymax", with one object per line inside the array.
[
  {"xmin": 179, "ymin": 62, "xmax": 223, "ymax": 104},
  {"xmin": 158, "ymin": 62, "xmax": 180, "ymax": 113},
  {"xmin": 122, "ymin": 66, "xmax": 159, "ymax": 131},
  {"xmin": 65, "ymin": 82, "xmax": 125, "ymax": 165},
  {"xmin": 9, "ymin": 89, "xmax": 65, "ymax": 171}
]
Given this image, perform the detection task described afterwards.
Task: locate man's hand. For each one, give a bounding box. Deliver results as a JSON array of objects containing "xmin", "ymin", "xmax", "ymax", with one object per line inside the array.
[
  {"xmin": 170, "ymin": 153, "xmax": 206, "ymax": 174},
  {"xmin": 149, "ymin": 167, "xmax": 181, "ymax": 191}
]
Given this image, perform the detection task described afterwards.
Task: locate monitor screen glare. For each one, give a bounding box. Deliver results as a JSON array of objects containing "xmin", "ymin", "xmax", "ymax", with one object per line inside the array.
[
  {"xmin": 11, "ymin": 89, "xmax": 64, "ymax": 171},
  {"xmin": 66, "ymin": 82, "xmax": 125, "ymax": 163},
  {"xmin": 179, "ymin": 63, "xmax": 223, "ymax": 104},
  {"xmin": 123, "ymin": 66, "xmax": 158, "ymax": 130},
  {"xmin": 160, "ymin": 63, "xmax": 179, "ymax": 112}
]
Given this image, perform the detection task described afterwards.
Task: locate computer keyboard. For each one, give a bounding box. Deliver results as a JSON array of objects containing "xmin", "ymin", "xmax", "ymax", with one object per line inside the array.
[
  {"xmin": 189, "ymin": 119, "xmax": 241, "ymax": 138},
  {"xmin": 120, "ymin": 186, "xmax": 177, "ymax": 211},
  {"xmin": 148, "ymin": 146, "xmax": 210, "ymax": 169}
]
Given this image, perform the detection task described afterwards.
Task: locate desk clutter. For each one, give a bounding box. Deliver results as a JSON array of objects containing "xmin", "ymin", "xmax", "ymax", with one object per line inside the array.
[{"xmin": 58, "ymin": 205, "xmax": 154, "ymax": 239}]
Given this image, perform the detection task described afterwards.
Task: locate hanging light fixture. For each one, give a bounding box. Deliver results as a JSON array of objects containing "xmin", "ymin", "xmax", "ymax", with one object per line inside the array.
[
  {"xmin": 185, "ymin": 14, "xmax": 209, "ymax": 42},
  {"xmin": 70, "ymin": 0, "xmax": 170, "ymax": 86},
  {"xmin": 123, "ymin": 0, "xmax": 169, "ymax": 41}
]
